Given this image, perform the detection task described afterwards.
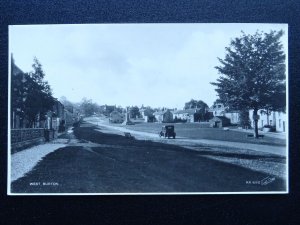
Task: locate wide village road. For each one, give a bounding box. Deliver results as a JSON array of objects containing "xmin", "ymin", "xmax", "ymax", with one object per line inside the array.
[
  {"xmin": 85, "ymin": 117, "xmax": 287, "ymax": 179},
  {"xmin": 85, "ymin": 117, "xmax": 286, "ymax": 156},
  {"xmin": 11, "ymin": 120, "xmax": 287, "ymax": 194}
]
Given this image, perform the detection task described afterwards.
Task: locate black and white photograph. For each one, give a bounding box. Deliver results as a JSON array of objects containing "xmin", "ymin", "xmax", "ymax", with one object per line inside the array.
[{"xmin": 8, "ymin": 23, "xmax": 288, "ymax": 195}]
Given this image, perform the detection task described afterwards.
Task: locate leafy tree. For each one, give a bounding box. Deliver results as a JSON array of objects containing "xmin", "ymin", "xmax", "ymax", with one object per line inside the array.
[
  {"xmin": 239, "ymin": 109, "xmax": 251, "ymax": 128},
  {"xmin": 129, "ymin": 106, "xmax": 140, "ymax": 119},
  {"xmin": 211, "ymin": 30, "xmax": 286, "ymax": 138},
  {"xmin": 184, "ymin": 99, "xmax": 209, "ymax": 121},
  {"xmin": 80, "ymin": 98, "xmax": 99, "ymax": 116},
  {"xmin": 115, "ymin": 106, "xmax": 124, "ymax": 113},
  {"xmin": 23, "ymin": 58, "xmax": 54, "ymax": 127},
  {"xmin": 212, "ymin": 99, "xmax": 224, "ymax": 106},
  {"xmin": 143, "ymin": 107, "xmax": 155, "ymax": 117},
  {"xmin": 184, "ymin": 99, "xmax": 208, "ymax": 110}
]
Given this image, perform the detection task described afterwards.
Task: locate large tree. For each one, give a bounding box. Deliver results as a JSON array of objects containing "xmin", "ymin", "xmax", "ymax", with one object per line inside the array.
[
  {"xmin": 184, "ymin": 99, "xmax": 208, "ymax": 110},
  {"xmin": 184, "ymin": 99, "xmax": 209, "ymax": 121},
  {"xmin": 211, "ymin": 30, "xmax": 286, "ymax": 138},
  {"xmin": 129, "ymin": 106, "xmax": 140, "ymax": 119},
  {"xmin": 23, "ymin": 58, "xmax": 55, "ymax": 127},
  {"xmin": 80, "ymin": 98, "xmax": 99, "ymax": 116}
]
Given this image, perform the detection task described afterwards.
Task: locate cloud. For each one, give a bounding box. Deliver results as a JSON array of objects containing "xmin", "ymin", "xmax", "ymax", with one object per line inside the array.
[{"xmin": 10, "ymin": 24, "xmax": 288, "ymax": 108}]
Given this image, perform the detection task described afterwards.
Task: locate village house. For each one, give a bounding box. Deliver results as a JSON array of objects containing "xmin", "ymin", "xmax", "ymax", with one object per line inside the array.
[
  {"xmin": 172, "ymin": 109, "xmax": 199, "ymax": 122},
  {"xmin": 208, "ymin": 103, "xmax": 226, "ymax": 116},
  {"xmin": 11, "ymin": 60, "xmax": 25, "ymax": 129},
  {"xmin": 109, "ymin": 110, "xmax": 125, "ymax": 123},
  {"xmin": 100, "ymin": 104, "xmax": 116, "ymax": 116},
  {"xmin": 10, "ymin": 58, "xmax": 77, "ymax": 149},
  {"xmin": 63, "ymin": 105, "xmax": 75, "ymax": 127},
  {"xmin": 11, "ymin": 59, "xmax": 52, "ymax": 129},
  {"xmin": 209, "ymin": 116, "xmax": 231, "ymax": 128},
  {"xmin": 11, "ymin": 57, "xmax": 69, "ymax": 130},
  {"xmin": 209, "ymin": 102, "xmax": 240, "ymax": 125},
  {"xmin": 42, "ymin": 99, "xmax": 64, "ymax": 131},
  {"xmin": 207, "ymin": 100, "xmax": 286, "ymax": 132},
  {"xmin": 275, "ymin": 111, "xmax": 287, "ymax": 132},
  {"xmin": 224, "ymin": 111, "xmax": 240, "ymax": 125},
  {"xmin": 139, "ymin": 107, "xmax": 155, "ymax": 122},
  {"xmin": 249, "ymin": 109, "xmax": 276, "ymax": 129},
  {"xmin": 50, "ymin": 100, "xmax": 65, "ymax": 130},
  {"xmin": 249, "ymin": 109, "xmax": 286, "ymax": 132},
  {"xmin": 43, "ymin": 99, "xmax": 78, "ymax": 137},
  {"xmin": 10, "ymin": 57, "xmax": 84, "ymax": 151},
  {"xmin": 153, "ymin": 110, "xmax": 173, "ymax": 123}
]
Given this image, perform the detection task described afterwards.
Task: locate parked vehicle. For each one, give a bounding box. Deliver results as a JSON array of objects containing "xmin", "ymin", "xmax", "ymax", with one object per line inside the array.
[{"xmin": 159, "ymin": 125, "xmax": 176, "ymax": 139}]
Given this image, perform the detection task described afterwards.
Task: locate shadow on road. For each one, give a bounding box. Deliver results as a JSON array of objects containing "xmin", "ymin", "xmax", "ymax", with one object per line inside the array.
[
  {"xmin": 77, "ymin": 122, "xmax": 286, "ymax": 163},
  {"xmin": 10, "ymin": 122, "xmax": 287, "ymax": 194}
]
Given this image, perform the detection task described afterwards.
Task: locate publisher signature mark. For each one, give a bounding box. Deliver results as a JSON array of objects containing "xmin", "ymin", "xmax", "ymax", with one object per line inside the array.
[
  {"xmin": 260, "ymin": 176, "xmax": 276, "ymax": 186},
  {"xmin": 245, "ymin": 176, "xmax": 276, "ymax": 186}
]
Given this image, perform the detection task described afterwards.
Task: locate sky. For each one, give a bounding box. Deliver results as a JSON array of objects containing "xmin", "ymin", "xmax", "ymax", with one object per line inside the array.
[{"xmin": 9, "ymin": 23, "xmax": 288, "ymax": 109}]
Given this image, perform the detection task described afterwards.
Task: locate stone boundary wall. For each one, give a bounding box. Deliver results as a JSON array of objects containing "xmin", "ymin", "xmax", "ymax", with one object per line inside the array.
[
  {"xmin": 11, "ymin": 129, "xmax": 45, "ymax": 153},
  {"xmin": 11, "ymin": 128, "xmax": 45, "ymax": 144}
]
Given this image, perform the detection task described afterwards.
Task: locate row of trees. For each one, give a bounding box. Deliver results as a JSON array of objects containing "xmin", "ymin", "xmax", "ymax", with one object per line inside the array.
[
  {"xmin": 79, "ymin": 98, "xmax": 100, "ymax": 116},
  {"xmin": 211, "ymin": 30, "xmax": 286, "ymax": 138},
  {"xmin": 60, "ymin": 97, "xmax": 103, "ymax": 117},
  {"xmin": 59, "ymin": 98, "xmax": 147, "ymax": 119},
  {"xmin": 12, "ymin": 57, "xmax": 55, "ymax": 128}
]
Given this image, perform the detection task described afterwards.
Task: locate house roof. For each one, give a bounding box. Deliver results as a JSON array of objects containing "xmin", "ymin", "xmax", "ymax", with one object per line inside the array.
[
  {"xmin": 209, "ymin": 103, "xmax": 240, "ymax": 113},
  {"xmin": 140, "ymin": 108, "xmax": 153, "ymax": 113},
  {"xmin": 12, "ymin": 62, "xmax": 24, "ymax": 76},
  {"xmin": 210, "ymin": 116, "xmax": 230, "ymax": 121},
  {"xmin": 110, "ymin": 110, "xmax": 123, "ymax": 116},
  {"xmin": 225, "ymin": 110, "xmax": 240, "ymax": 113},
  {"xmin": 153, "ymin": 111, "xmax": 165, "ymax": 115},
  {"xmin": 173, "ymin": 109, "xmax": 198, "ymax": 114},
  {"xmin": 153, "ymin": 110, "xmax": 171, "ymax": 115}
]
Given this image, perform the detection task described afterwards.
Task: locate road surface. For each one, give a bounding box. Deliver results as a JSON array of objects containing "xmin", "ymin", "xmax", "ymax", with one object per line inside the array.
[
  {"xmin": 85, "ymin": 117, "xmax": 286, "ymax": 156},
  {"xmin": 10, "ymin": 121, "xmax": 287, "ymax": 194}
]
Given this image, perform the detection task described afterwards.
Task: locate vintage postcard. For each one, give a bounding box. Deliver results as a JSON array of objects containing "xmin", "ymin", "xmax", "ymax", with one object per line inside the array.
[{"xmin": 8, "ymin": 23, "xmax": 288, "ymax": 195}]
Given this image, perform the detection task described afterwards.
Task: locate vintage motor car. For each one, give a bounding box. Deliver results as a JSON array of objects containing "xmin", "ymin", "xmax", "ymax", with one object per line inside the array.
[{"xmin": 159, "ymin": 125, "xmax": 176, "ymax": 139}]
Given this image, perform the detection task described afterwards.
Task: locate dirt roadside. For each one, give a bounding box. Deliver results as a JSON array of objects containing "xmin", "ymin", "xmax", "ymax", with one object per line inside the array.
[{"xmin": 84, "ymin": 119, "xmax": 286, "ymax": 180}]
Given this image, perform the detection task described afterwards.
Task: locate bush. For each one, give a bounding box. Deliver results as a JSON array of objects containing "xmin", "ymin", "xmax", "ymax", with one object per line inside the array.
[
  {"xmin": 262, "ymin": 124, "xmax": 276, "ymax": 132},
  {"xmin": 173, "ymin": 118, "xmax": 187, "ymax": 123}
]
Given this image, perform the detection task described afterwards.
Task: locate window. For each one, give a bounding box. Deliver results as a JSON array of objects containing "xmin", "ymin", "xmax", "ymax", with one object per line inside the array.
[{"xmin": 270, "ymin": 120, "xmax": 272, "ymax": 125}]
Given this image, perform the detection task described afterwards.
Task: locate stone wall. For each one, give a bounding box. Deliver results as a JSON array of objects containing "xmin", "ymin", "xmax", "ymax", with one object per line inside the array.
[
  {"xmin": 11, "ymin": 128, "xmax": 45, "ymax": 143},
  {"xmin": 11, "ymin": 128, "xmax": 45, "ymax": 153}
]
